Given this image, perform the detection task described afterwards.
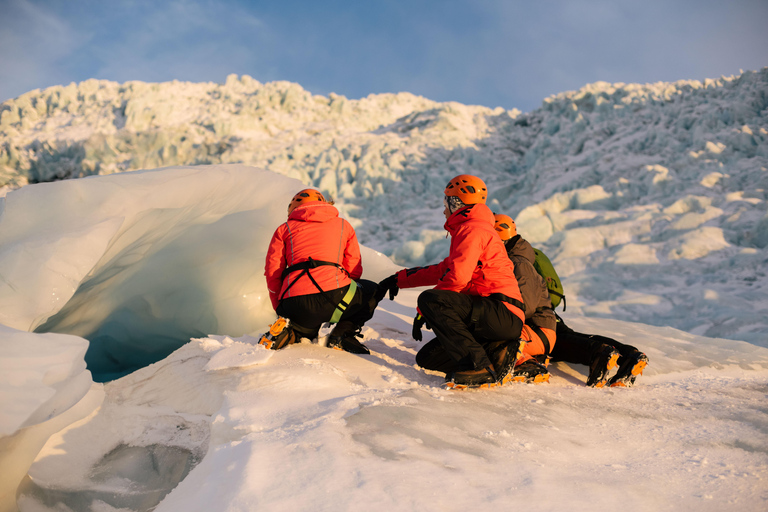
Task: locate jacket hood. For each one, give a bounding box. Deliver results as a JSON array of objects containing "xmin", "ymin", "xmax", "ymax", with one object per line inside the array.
[
  {"xmin": 506, "ymin": 235, "xmax": 536, "ymax": 264},
  {"xmin": 444, "ymin": 203, "xmax": 495, "ymax": 233},
  {"xmin": 288, "ymin": 202, "xmax": 339, "ymax": 222}
]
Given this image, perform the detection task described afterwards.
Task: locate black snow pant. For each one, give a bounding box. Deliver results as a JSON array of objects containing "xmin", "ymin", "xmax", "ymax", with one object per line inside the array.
[
  {"xmin": 415, "ymin": 289, "xmax": 523, "ymax": 373},
  {"xmin": 276, "ymin": 279, "xmax": 379, "ymax": 340},
  {"xmin": 550, "ymin": 316, "xmax": 640, "ymax": 366}
]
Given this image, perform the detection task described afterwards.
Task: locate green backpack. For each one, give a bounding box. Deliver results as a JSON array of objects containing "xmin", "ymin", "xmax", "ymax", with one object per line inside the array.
[{"xmin": 533, "ymin": 248, "xmax": 566, "ymax": 311}]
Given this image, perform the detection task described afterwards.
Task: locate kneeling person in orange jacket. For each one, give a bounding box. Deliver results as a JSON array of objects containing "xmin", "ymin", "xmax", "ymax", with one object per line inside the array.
[
  {"xmin": 264, "ymin": 189, "xmax": 378, "ymax": 354},
  {"xmin": 377, "ymin": 175, "xmax": 525, "ymax": 388}
]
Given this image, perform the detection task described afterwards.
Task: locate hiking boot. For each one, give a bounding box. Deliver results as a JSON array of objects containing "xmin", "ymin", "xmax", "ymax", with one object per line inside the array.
[
  {"xmin": 511, "ymin": 360, "xmax": 550, "ymax": 384},
  {"xmin": 586, "ymin": 344, "xmax": 620, "ymax": 388},
  {"xmin": 488, "ymin": 339, "xmax": 525, "ymax": 385},
  {"xmin": 327, "ymin": 329, "xmax": 370, "ymax": 355},
  {"xmin": 259, "ymin": 317, "xmax": 296, "ymax": 350},
  {"xmin": 608, "ymin": 351, "xmax": 649, "ymax": 387},
  {"xmin": 446, "ymin": 366, "xmax": 498, "ymax": 389}
]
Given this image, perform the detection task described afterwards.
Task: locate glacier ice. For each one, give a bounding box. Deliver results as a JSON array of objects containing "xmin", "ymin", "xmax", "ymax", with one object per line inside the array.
[
  {"xmin": 0, "ymin": 325, "xmax": 102, "ymax": 509},
  {"xmin": 0, "ymin": 165, "xmax": 299, "ymax": 381},
  {"xmin": 2, "ymin": 72, "xmax": 768, "ymax": 346}
]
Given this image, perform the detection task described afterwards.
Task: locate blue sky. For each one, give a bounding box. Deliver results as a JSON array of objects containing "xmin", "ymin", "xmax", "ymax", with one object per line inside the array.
[{"xmin": 1, "ymin": 0, "xmax": 766, "ymax": 112}]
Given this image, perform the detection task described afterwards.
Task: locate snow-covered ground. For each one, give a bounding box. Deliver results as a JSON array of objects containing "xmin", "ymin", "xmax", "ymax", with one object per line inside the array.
[
  {"xmin": 1, "ymin": 166, "xmax": 767, "ymax": 511},
  {"xmin": 14, "ymin": 306, "xmax": 768, "ymax": 512}
]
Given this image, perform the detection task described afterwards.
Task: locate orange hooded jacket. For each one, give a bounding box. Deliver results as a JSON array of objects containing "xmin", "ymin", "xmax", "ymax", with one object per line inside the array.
[
  {"xmin": 395, "ymin": 203, "xmax": 526, "ymax": 324},
  {"xmin": 264, "ymin": 202, "xmax": 362, "ymax": 311}
]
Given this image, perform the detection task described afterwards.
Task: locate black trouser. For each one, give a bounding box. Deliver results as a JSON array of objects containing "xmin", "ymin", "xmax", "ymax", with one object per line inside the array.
[
  {"xmin": 551, "ymin": 317, "xmax": 640, "ymax": 366},
  {"xmin": 276, "ymin": 279, "xmax": 378, "ymax": 340},
  {"xmin": 415, "ymin": 289, "xmax": 523, "ymax": 372}
]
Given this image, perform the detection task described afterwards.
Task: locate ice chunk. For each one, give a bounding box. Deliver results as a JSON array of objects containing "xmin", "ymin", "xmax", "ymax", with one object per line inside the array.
[
  {"xmin": 609, "ymin": 244, "xmax": 659, "ymax": 265},
  {"xmin": 0, "ymin": 325, "xmax": 102, "ymax": 509},
  {"xmin": 0, "ymin": 325, "xmax": 94, "ymax": 435},
  {"xmin": 204, "ymin": 337, "xmax": 273, "ymax": 371},
  {"xmin": 667, "ymin": 227, "xmax": 730, "ymax": 260},
  {"xmin": 0, "ymin": 165, "xmax": 302, "ymax": 381}
]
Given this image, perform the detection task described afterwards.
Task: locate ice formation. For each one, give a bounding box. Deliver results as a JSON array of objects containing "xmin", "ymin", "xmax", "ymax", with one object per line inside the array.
[{"xmin": 1, "ymin": 70, "xmax": 766, "ymax": 344}]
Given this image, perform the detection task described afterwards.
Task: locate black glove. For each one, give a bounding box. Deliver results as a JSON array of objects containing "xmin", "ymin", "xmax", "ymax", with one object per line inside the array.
[
  {"xmin": 375, "ymin": 274, "xmax": 399, "ymax": 302},
  {"xmin": 412, "ymin": 313, "xmax": 428, "ymax": 341}
]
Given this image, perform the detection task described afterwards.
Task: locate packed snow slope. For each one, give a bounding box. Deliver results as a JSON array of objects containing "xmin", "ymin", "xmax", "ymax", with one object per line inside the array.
[
  {"xmin": 1, "ymin": 70, "xmax": 767, "ymax": 345},
  {"xmin": 1, "ymin": 168, "xmax": 767, "ymax": 511},
  {"xmin": 12, "ymin": 314, "xmax": 768, "ymax": 512}
]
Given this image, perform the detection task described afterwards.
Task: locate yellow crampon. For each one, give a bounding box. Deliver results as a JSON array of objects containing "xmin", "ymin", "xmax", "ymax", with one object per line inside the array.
[{"xmin": 259, "ymin": 317, "xmax": 292, "ymax": 350}]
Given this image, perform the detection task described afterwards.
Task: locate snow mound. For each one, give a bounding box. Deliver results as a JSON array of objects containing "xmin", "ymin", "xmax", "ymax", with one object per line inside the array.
[{"xmin": 202, "ymin": 335, "xmax": 273, "ymax": 371}]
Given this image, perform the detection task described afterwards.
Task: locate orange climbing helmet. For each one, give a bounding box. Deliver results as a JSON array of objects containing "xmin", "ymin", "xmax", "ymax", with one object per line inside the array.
[
  {"xmin": 444, "ymin": 174, "xmax": 487, "ymax": 204},
  {"xmin": 493, "ymin": 213, "xmax": 517, "ymax": 241},
  {"xmin": 288, "ymin": 189, "xmax": 327, "ymax": 214}
]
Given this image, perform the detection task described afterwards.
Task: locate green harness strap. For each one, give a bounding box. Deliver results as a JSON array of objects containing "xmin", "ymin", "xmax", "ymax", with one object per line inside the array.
[{"xmin": 329, "ymin": 280, "xmax": 357, "ymax": 324}]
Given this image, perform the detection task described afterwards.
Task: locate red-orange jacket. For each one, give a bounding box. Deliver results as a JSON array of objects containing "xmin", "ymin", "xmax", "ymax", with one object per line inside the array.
[
  {"xmin": 395, "ymin": 203, "xmax": 525, "ymax": 323},
  {"xmin": 264, "ymin": 202, "xmax": 363, "ymax": 311}
]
